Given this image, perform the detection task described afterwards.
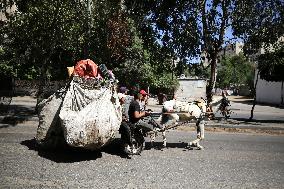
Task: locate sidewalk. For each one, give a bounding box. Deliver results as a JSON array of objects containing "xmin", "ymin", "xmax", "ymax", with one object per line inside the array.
[
  {"xmin": 0, "ymin": 96, "xmax": 38, "ymax": 125},
  {"xmin": 1, "ymin": 95, "xmax": 284, "ymax": 135}
]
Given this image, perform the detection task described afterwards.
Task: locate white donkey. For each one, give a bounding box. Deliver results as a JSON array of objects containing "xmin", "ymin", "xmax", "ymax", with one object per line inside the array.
[{"xmin": 155, "ymin": 98, "xmax": 207, "ymax": 150}]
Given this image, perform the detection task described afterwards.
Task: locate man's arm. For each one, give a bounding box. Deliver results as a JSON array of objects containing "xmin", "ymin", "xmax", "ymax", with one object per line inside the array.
[
  {"xmin": 133, "ymin": 101, "xmax": 150, "ymax": 118},
  {"xmin": 134, "ymin": 110, "xmax": 149, "ymax": 119}
]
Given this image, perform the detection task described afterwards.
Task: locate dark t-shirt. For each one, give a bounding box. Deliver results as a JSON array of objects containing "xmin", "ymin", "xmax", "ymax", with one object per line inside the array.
[{"xmin": 128, "ymin": 100, "xmax": 141, "ymax": 123}]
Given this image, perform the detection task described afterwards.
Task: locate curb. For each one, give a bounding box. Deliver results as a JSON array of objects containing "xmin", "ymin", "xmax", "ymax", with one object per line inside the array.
[{"xmin": 175, "ymin": 122, "xmax": 284, "ymax": 135}]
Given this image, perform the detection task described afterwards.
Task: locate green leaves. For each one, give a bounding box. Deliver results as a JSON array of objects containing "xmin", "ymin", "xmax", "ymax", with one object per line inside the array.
[
  {"xmin": 232, "ymin": 0, "xmax": 284, "ymax": 83},
  {"xmin": 232, "ymin": 0, "xmax": 284, "ymax": 54},
  {"xmin": 258, "ymin": 46, "xmax": 284, "ymax": 82},
  {"xmin": 216, "ymin": 55, "xmax": 255, "ymax": 89}
]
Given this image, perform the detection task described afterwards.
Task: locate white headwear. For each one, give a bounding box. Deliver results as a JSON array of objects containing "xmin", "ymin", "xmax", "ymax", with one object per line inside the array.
[{"xmin": 117, "ymin": 93, "xmax": 126, "ymax": 99}]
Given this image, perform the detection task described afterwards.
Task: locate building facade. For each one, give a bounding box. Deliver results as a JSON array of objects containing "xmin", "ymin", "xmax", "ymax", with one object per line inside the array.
[
  {"xmin": 255, "ymin": 76, "xmax": 283, "ymax": 105},
  {"xmin": 254, "ymin": 37, "xmax": 284, "ymax": 105},
  {"xmin": 175, "ymin": 78, "xmax": 207, "ymax": 101},
  {"xmin": 201, "ymin": 42, "xmax": 244, "ymax": 67}
]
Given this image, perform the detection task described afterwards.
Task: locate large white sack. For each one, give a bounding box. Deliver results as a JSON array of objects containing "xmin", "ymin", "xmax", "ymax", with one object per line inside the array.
[{"xmin": 59, "ymin": 77, "xmax": 122, "ymax": 150}]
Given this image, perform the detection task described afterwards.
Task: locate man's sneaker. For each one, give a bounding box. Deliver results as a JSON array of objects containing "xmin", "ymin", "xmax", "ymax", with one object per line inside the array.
[
  {"xmin": 186, "ymin": 142, "xmax": 193, "ymax": 150},
  {"xmin": 186, "ymin": 145, "xmax": 193, "ymax": 150},
  {"xmin": 153, "ymin": 127, "xmax": 161, "ymax": 132}
]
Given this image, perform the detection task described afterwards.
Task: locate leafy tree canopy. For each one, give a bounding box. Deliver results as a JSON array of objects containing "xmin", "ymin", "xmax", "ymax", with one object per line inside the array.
[
  {"xmin": 216, "ymin": 55, "xmax": 255, "ymax": 89},
  {"xmin": 125, "ymin": 0, "xmax": 235, "ymax": 103},
  {"xmin": 232, "ymin": 0, "xmax": 284, "ymax": 82},
  {"xmin": 257, "ymin": 45, "xmax": 284, "ymax": 82},
  {"xmin": 233, "ymin": 0, "xmax": 284, "ymax": 54},
  {"xmin": 0, "ymin": 0, "xmax": 179, "ymax": 94}
]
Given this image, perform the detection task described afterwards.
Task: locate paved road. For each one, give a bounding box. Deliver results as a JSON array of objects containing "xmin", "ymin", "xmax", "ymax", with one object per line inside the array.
[{"xmin": 0, "ymin": 122, "xmax": 283, "ymax": 188}]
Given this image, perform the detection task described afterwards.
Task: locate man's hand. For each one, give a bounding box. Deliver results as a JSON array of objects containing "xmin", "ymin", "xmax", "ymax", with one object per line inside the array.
[{"xmin": 144, "ymin": 111, "xmax": 151, "ymax": 116}]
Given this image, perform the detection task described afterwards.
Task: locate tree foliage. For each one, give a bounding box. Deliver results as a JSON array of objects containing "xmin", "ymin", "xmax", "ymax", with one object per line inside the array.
[
  {"xmin": 1, "ymin": 0, "xmax": 89, "ymax": 80},
  {"xmin": 232, "ymin": 0, "xmax": 284, "ymax": 82},
  {"xmin": 0, "ymin": 0, "xmax": 178, "ymax": 94},
  {"xmin": 125, "ymin": 0, "xmax": 235, "ymax": 103},
  {"xmin": 216, "ymin": 55, "xmax": 255, "ymax": 90},
  {"xmin": 1, "ymin": 0, "xmax": 284, "ymax": 98},
  {"xmin": 257, "ymin": 46, "xmax": 284, "ymax": 82},
  {"xmin": 232, "ymin": 0, "xmax": 284, "ymax": 118},
  {"xmin": 233, "ymin": 0, "xmax": 284, "ymax": 54}
]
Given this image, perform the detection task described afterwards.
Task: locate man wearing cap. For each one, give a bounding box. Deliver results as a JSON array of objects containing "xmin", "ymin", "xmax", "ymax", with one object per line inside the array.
[
  {"xmin": 128, "ymin": 90, "xmax": 163, "ymax": 132},
  {"xmin": 138, "ymin": 89, "xmax": 148, "ymax": 111},
  {"xmin": 118, "ymin": 92, "xmax": 132, "ymax": 145},
  {"xmin": 119, "ymin": 86, "xmax": 129, "ymax": 95}
]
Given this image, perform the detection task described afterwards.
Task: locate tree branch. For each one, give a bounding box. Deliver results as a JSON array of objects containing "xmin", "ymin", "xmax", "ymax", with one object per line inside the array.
[
  {"xmin": 201, "ymin": 0, "xmax": 209, "ymax": 51},
  {"xmin": 217, "ymin": 0, "xmax": 229, "ymax": 50}
]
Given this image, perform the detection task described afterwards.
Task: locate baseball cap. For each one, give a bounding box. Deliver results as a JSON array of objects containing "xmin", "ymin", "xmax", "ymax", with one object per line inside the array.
[{"xmin": 139, "ymin": 89, "xmax": 148, "ymax": 96}]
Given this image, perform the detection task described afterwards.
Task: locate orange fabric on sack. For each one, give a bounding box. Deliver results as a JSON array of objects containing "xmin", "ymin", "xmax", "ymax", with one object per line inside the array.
[{"xmin": 74, "ymin": 59, "xmax": 98, "ymax": 78}]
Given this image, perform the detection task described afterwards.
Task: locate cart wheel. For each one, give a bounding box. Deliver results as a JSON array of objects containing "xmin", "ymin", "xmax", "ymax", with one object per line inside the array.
[
  {"xmin": 123, "ymin": 140, "xmax": 143, "ymax": 155},
  {"xmin": 122, "ymin": 129, "xmax": 144, "ymax": 155}
]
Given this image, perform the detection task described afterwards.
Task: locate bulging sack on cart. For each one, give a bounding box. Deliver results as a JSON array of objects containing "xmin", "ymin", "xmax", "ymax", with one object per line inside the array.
[
  {"xmin": 59, "ymin": 75, "xmax": 122, "ymax": 150},
  {"xmin": 36, "ymin": 59, "xmax": 122, "ymax": 150}
]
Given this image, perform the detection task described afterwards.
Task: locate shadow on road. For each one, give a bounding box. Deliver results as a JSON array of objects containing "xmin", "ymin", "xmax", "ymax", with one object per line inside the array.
[
  {"xmin": 0, "ymin": 124, "xmax": 11, "ymax": 129},
  {"xmin": 144, "ymin": 141, "xmax": 188, "ymax": 151},
  {"xmin": 1, "ymin": 104, "xmax": 36, "ymax": 126},
  {"xmin": 20, "ymin": 138, "xmax": 131, "ymax": 163},
  {"xmin": 230, "ymin": 96, "xmax": 284, "ymax": 109},
  {"xmin": 100, "ymin": 138, "xmax": 131, "ymax": 159}
]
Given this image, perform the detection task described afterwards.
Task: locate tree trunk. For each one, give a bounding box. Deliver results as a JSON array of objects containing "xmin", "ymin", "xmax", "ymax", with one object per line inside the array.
[
  {"xmin": 249, "ymin": 70, "xmax": 260, "ymax": 120},
  {"xmin": 206, "ymin": 55, "xmax": 217, "ymax": 105}
]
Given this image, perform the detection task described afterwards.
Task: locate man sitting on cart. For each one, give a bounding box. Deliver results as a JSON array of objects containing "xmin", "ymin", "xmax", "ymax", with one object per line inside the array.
[{"xmin": 128, "ymin": 90, "xmax": 163, "ymax": 132}]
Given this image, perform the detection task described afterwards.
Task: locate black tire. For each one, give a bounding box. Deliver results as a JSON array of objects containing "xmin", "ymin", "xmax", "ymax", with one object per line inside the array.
[{"xmin": 122, "ymin": 129, "xmax": 144, "ymax": 155}]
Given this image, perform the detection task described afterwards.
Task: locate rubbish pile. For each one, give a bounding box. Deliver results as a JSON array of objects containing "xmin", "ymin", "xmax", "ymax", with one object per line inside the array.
[{"xmin": 36, "ymin": 59, "xmax": 122, "ymax": 150}]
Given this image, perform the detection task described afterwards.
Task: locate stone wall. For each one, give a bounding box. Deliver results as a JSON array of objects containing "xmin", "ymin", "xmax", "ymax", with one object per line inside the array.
[{"xmin": 14, "ymin": 80, "xmax": 67, "ymax": 96}]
